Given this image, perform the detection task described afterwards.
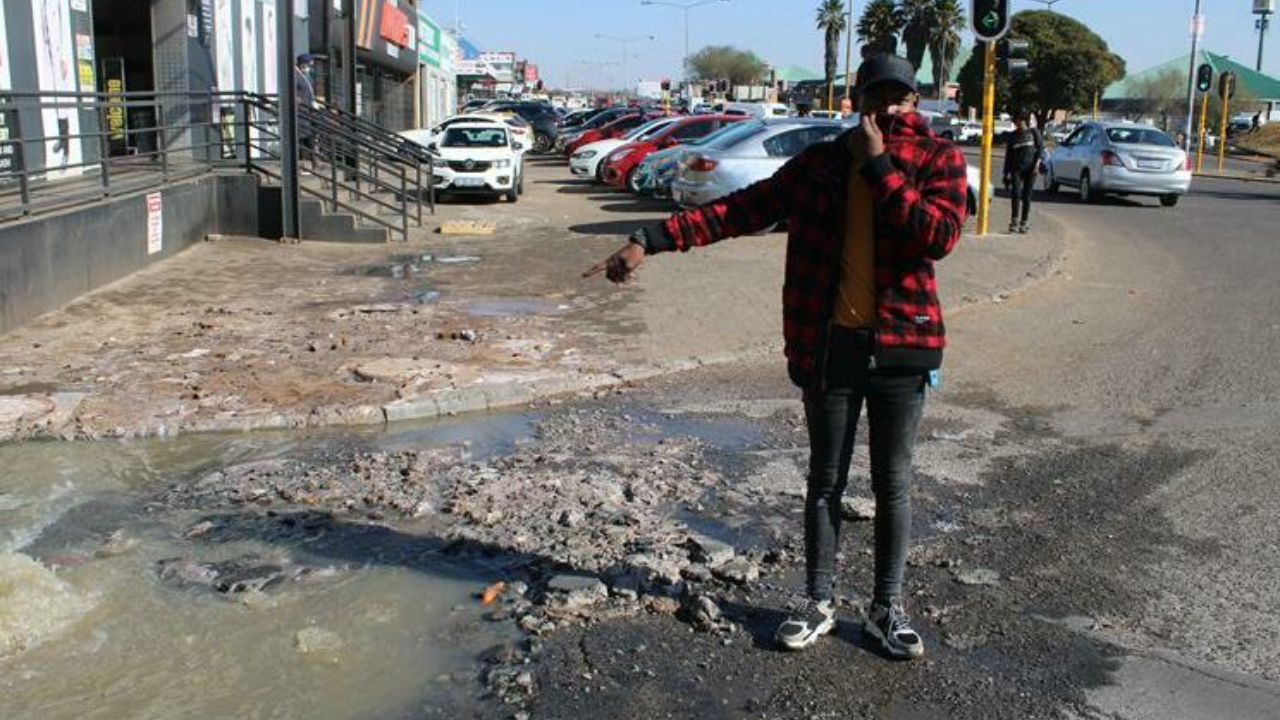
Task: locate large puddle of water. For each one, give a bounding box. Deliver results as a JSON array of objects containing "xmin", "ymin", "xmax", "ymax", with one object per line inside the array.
[{"xmin": 0, "ymin": 413, "xmax": 536, "ymax": 720}]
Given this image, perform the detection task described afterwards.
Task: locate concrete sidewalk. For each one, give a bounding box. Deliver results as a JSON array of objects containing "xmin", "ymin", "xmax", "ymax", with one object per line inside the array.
[{"xmin": 0, "ymin": 160, "xmax": 1065, "ymax": 441}]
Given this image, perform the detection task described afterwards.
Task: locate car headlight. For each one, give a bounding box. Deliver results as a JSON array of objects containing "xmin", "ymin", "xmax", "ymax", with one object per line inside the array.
[
  {"xmin": 608, "ymin": 149, "xmax": 633, "ymax": 164},
  {"xmin": 494, "ymin": 159, "xmax": 512, "ymax": 169},
  {"xmin": 575, "ymin": 150, "xmax": 597, "ymax": 160},
  {"xmin": 431, "ymin": 157, "xmax": 447, "ymax": 169}
]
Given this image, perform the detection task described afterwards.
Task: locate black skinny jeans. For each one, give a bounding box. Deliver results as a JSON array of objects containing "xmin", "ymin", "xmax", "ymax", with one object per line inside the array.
[
  {"xmin": 803, "ymin": 327, "xmax": 926, "ymax": 604},
  {"xmin": 1009, "ymin": 169, "xmax": 1036, "ymax": 225}
]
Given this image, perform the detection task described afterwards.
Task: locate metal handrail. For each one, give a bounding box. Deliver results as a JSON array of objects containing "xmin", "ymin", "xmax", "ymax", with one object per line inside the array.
[{"xmin": 0, "ymin": 89, "xmax": 433, "ymax": 238}]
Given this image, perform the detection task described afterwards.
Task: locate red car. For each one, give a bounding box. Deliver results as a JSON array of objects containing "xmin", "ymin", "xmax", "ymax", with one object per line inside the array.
[
  {"xmin": 600, "ymin": 115, "xmax": 748, "ymax": 191},
  {"xmin": 564, "ymin": 112, "xmax": 665, "ymax": 157}
]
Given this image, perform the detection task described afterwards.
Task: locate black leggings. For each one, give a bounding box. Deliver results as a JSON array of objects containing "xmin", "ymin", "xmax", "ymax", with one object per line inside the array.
[
  {"xmin": 802, "ymin": 328, "xmax": 926, "ymax": 604},
  {"xmin": 1010, "ymin": 170, "xmax": 1036, "ymax": 225}
]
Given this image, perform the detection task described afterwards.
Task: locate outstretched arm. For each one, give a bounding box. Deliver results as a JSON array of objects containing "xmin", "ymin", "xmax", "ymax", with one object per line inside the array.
[{"xmin": 584, "ymin": 154, "xmax": 806, "ymax": 283}]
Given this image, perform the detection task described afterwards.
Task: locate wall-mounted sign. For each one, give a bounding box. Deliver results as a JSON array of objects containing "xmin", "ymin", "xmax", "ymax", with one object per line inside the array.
[
  {"xmin": 146, "ymin": 193, "xmax": 164, "ymax": 255},
  {"xmin": 379, "ymin": 1, "xmax": 410, "ymax": 47}
]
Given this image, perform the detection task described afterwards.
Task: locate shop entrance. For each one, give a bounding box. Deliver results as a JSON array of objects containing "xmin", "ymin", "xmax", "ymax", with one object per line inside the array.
[{"xmin": 92, "ymin": 0, "xmax": 156, "ymax": 155}]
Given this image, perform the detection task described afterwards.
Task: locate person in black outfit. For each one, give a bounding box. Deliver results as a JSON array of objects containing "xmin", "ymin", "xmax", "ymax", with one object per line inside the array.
[{"xmin": 1003, "ymin": 114, "xmax": 1043, "ymax": 234}]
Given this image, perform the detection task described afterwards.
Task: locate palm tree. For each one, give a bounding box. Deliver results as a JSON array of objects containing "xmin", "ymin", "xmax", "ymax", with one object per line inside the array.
[
  {"xmin": 816, "ymin": 0, "xmax": 848, "ymax": 107},
  {"xmin": 857, "ymin": 0, "xmax": 905, "ymax": 59},
  {"xmin": 927, "ymin": 0, "xmax": 966, "ymax": 100},
  {"xmin": 900, "ymin": 0, "xmax": 934, "ymax": 71}
]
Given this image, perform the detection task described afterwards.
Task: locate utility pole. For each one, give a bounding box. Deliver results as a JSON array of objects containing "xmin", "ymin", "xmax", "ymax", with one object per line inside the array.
[
  {"xmin": 278, "ymin": 0, "xmax": 299, "ymax": 240},
  {"xmin": 1184, "ymin": 0, "xmax": 1204, "ymax": 154},
  {"xmin": 595, "ymin": 34, "xmax": 655, "ymax": 94},
  {"xmin": 1257, "ymin": 1, "xmax": 1275, "ymax": 73},
  {"xmin": 640, "ymin": 0, "xmax": 731, "ymax": 83}
]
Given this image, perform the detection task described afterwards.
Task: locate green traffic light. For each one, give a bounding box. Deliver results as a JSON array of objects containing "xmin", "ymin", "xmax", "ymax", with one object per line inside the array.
[{"xmin": 983, "ymin": 11, "xmax": 999, "ymax": 29}]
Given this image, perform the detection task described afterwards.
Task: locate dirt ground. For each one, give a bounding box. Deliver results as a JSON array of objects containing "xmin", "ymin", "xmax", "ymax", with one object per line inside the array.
[{"xmin": 0, "ymin": 157, "xmax": 1062, "ymax": 441}]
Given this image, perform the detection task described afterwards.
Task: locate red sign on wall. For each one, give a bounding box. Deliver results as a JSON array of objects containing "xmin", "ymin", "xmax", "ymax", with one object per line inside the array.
[{"xmin": 379, "ymin": 1, "xmax": 410, "ymax": 47}]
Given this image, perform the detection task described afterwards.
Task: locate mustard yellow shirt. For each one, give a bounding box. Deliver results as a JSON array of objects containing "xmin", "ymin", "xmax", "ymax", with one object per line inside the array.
[{"xmin": 832, "ymin": 167, "xmax": 876, "ymax": 329}]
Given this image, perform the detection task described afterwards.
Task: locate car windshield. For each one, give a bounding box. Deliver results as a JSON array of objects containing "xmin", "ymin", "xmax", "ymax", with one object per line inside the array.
[
  {"xmin": 703, "ymin": 120, "xmax": 768, "ymax": 149},
  {"xmin": 1106, "ymin": 127, "xmax": 1176, "ymax": 147},
  {"xmin": 441, "ymin": 127, "xmax": 507, "ymax": 148}
]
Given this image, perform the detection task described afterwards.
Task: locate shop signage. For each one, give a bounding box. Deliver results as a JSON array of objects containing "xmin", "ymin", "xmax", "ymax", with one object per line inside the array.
[{"xmin": 379, "ymin": 1, "xmax": 409, "ymax": 47}]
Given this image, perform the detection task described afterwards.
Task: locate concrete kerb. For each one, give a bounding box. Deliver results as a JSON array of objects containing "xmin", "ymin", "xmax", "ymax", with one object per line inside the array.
[
  {"xmin": 948, "ymin": 210, "xmax": 1071, "ymax": 318},
  {"xmin": 1194, "ymin": 171, "xmax": 1280, "ymax": 185}
]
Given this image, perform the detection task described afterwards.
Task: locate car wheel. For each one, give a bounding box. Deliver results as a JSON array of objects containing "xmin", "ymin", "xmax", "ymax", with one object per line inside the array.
[
  {"xmin": 1079, "ymin": 171, "xmax": 1094, "ymax": 203},
  {"xmin": 534, "ymin": 134, "xmax": 553, "ymax": 154},
  {"xmin": 595, "ymin": 162, "xmax": 606, "ymax": 183},
  {"xmin": 517, "ymin": 172, "xmax": 525, "ymax": 195},
  {"xmin": 505, "ymin": 189, "xmax": 518, "ymax": 203},
  {"xmin": 1160, "ymin": 194, "xmax": 1179, "ymax": 207},
  {"xmin": 627, "ymin": 168, "xmax": 643, "ymax": 194}
]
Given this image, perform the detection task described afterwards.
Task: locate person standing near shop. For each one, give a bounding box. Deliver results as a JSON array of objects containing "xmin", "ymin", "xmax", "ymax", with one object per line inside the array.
[
  {"xmin": 1002, "ymin": 113, "xmax": 1043, "ymax": 234},
  {"xmin": 294, "ymin": 54, "xmax": 318, "ymax": 166},
  {"xmin": 584, "ymin": 54, "xmax": 968, "ymax": 659}
]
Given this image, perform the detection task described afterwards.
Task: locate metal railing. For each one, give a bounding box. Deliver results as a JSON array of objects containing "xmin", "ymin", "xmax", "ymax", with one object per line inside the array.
[{"xmin": 0, "ymin": 90, "xmax": 433, "ymax": 240}]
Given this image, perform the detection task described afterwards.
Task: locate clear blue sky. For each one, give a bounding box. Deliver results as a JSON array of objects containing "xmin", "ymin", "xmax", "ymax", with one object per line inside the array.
[{"xmin": 420, "ymin": 0, "xmax": 1279, "ymax": 89}]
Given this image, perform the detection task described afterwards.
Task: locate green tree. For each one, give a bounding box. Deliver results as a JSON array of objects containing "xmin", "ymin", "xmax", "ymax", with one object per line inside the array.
[
  {"xmin": 857, "ymin": 0, "xmax": 904, "ymax": 59},
  {"xmin": 685, "ymin": 46, "xmax": 769, "ymax": 87},
  {"xmin": 816, "ymin": 0, "xmax": 849, "ymax": 98},
  {"xmin": 927, "ymin": 0, "xmax": 966, "ymax": 98},
  {"xmin": 900, "ymin": 0, "xmax": 933, "ymax": 71},
  {"xmin": 957, "ymin": 10, "xmax": 1125, "ymax": 119}
]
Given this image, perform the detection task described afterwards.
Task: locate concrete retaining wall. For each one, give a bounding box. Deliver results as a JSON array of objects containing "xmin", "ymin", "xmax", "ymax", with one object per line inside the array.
[{"xmin": 0, "ymin": 173, "xmax": 261, "ymax": 334}]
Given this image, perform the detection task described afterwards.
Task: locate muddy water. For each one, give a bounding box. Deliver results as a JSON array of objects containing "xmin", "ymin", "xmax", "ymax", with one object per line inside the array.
[{"xmin": 0, "ymin": 415, "xmax": 535, "ymax": 720}]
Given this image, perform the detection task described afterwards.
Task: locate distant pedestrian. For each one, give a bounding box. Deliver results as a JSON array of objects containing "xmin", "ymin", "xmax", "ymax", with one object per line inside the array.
[
  {"xmin": 585, "ymin": 53, "xmax": 968, "ymax": 660},
  {"xmin": 840, "ymin": 96, "xmax": 855, "ymax": 119},
  {"xmin": 1252, "ymin": 112, "xmax": 1262, "ymax": 132},
  {"xmin": 1002, "ymin": 113, "xmax": 1043, "ymax": 234},
  {"xmin": 294, "ymin": 54, "xmax": 318, "ymax": 165}
]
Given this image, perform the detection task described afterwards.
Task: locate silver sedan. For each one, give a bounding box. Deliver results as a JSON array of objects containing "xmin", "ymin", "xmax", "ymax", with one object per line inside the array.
[
  {"xmin": 1046, "ymin": 122, "xmax": 1192, "ymax": 207},
  {"xmin": 671, "ymin": 119, "xmax": 854, "ymax": 208}
]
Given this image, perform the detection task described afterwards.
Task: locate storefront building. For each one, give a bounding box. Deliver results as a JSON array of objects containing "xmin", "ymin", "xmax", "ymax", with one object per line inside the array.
[{"xmin": 415, "ymin": 5, "xmax": 455, "ymax": 127}]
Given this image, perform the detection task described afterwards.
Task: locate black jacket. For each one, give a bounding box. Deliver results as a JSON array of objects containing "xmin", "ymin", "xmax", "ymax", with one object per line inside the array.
[{"xmin": 1003, "ymin": 127, "xmax": 1043, "ymax": 176}]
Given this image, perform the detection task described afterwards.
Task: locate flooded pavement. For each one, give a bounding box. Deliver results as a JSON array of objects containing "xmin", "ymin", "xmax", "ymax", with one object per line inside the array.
[{"xmin": 0, "ymin": 417, "xmax": 542, "ymax": 720}]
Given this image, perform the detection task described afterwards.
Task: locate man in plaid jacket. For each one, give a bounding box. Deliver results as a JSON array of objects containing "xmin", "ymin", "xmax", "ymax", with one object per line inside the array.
[{"xmin": 586, "ymin": 54, "xmax": 968, "ymax": 658}]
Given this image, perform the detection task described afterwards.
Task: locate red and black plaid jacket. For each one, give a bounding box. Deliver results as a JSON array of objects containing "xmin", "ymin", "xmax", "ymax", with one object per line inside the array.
[{"xmin": 647, "ymin": 112, "xmax": 968, "ymax": 389}]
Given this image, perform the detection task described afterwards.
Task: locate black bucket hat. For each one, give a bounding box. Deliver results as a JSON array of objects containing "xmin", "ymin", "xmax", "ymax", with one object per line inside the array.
[{"xmin": 855, "ymin": 54, "xmax": 918, "ymax": 94}]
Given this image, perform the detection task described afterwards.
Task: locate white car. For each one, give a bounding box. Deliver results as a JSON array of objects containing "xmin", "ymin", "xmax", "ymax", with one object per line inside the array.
[
  {"xmin": 402, "ymin": 115, "xmax": 528, "ymax": 195},
  {"xmin": 569, "ymin": 117, "xmax": 679, "ymax": 181},
  {"xmin": 425, "ymin": 123, "xmax": 523, "ymax": 202}
]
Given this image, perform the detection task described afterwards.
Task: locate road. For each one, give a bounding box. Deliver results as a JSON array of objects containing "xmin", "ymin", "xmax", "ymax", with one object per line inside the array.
[{"xmin": 521, "ymin": 174, "xmax": 1280, "ymax": 719}]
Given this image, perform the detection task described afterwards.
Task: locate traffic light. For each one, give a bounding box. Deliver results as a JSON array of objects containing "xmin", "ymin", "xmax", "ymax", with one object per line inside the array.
[
  {"xmin": 1218, "ymin": 71, "xmax": 1237, "ymax": 100},
  {"xmin": 1196, "ymin": 63, "xmax": 1214, "ymax": 94},
  {"xmin": 971, "ymin": 0, "xmax": 1012, "ymax": 41},
  {"xmin": 997, "ymin": 38, "xmax": 1030, "ymax": 77}
]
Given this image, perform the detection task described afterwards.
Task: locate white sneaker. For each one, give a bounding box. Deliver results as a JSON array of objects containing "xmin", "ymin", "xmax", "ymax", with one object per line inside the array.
[{"xmin": 775, "ymin": 598, "xmax": 836, "ymax": 651}]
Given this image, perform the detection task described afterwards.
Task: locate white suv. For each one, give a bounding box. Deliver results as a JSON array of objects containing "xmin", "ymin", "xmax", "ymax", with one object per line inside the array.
[{"xmin": 425, "ymin": 123, "xmax": 523, "ymax": 202}]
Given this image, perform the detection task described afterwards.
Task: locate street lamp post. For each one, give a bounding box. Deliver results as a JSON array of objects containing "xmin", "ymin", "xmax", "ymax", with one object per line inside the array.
[
  {"xmin": 1185, "ymin": 0, "xmax": 1205, "ymax": 153},
  {"xmin": 594, "ymin": 34, "xmax": 656, "ymax": 94},
  {"xmin": 640, "ymin": 0, "xmax": 732, "ymax": 81}
]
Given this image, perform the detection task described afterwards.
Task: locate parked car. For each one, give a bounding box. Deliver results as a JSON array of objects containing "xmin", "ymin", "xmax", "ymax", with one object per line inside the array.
[
  {"xmin": 631, "ymin": 121, "xmax": 754, "ymax": 198},
  {"xmin": 721, "ymin": 102, "xmax": 791, "ymax": 119},
  {"xmin": 401, "ymin": 114, "xmax": 529, "ymax": 193},
  {"xmin": 555, "ymin": 107, "xmax": 632, "ymax": 152},
  {"xmin": 601, "ymin": 115, "xmax": 748, "ymax": 191},
  {"xmin": 563, "ymin": 112, "xmax": 663, "ymax": 157},
  {"xmin": 424, "ymin": 123, "xmax": 524, "ymax": 202},
  {"xmin": 671, "ymin": 118, "xmax": 854, "ymax": 207},
  {"xmin": 569, "ymin": 117, "xmax": 680, "ymax": 181},
  {"xmin": 929, "ymin": 115, "xmax": 981, "ymax": 144},
  {"xmin": 1045, "ymin": 122, "xmax": 1190, "ymax": 206},
  {"xmin": 483, "ymin": 101, "xmax": 560, "ymax": 153}
]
